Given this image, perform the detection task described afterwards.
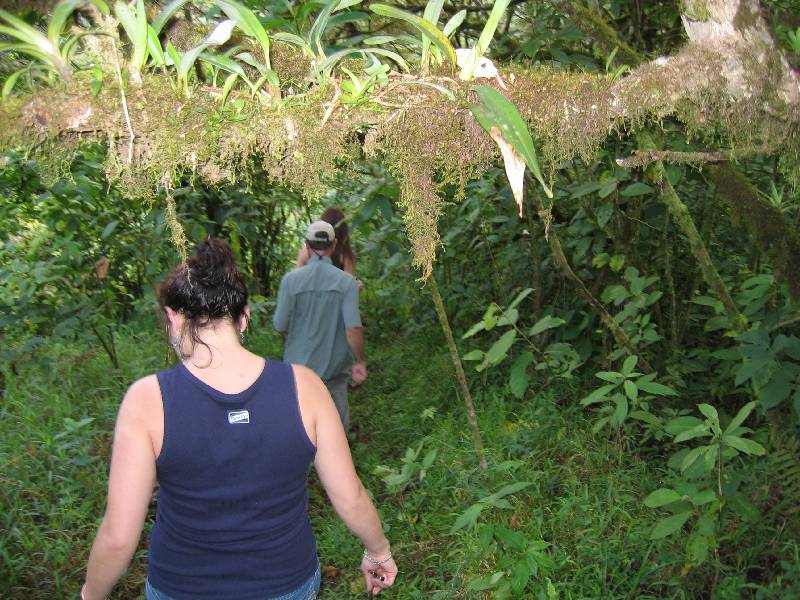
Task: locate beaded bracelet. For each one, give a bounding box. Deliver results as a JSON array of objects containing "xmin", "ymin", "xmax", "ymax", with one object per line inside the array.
[{"xmin": 363, "ymin": 549, "xmax": 393, "ymax": 565}]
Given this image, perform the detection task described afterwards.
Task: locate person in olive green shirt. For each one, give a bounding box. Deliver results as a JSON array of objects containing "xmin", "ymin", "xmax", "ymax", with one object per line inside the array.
[{"xmin": 273, "ymin": 220, "xmax": 366, "ymax": 430}]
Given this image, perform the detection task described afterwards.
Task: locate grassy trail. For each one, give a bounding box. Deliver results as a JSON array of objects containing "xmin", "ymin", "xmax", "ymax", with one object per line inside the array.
[{"xmin": 2, "ymin": 325, "xmax": 793, "ymax": 598}]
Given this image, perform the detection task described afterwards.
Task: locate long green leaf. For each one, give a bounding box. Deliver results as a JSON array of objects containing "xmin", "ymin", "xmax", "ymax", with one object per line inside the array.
[
  {"xmin": 723, "ymin": 400, "xmax": 757, "ymax": 435},
  {"xmin": 216, "ymin": 0, "xmax": 271, "ymax": 69},
  {"xmin": 220, "ymin": 71, "xmax": 239, "ymax": 106},
  {"xmin": 470, "ymin": 85, "xmax": 552, "ymax": 198},
  {"xmin": 650, "ymin": 511, "xmax": 692, "ymax": 540},
  {"xmin": 147, "ymin": 25, "xmax": 165, "ymax": 66},
  {"xmin": 370, "ymin": 3, "xmax": 456, "ymax": 67},
  {"xmin": 420, "ymin": 0, "xmax": 443, "ymax": 66},
  {"xmin": 0, "ymin": 13, "xmax": 55, "ymax": 55},
  {"xmin": 49, "ymin": 0, "xmax": 82, "ymax": 49},
  {"xmin": 442, "ymin": 9, "xmax": 466, "ymax": 37},
  {"xmin": 2, "ymin": 67, "xmax": 28, "ymax": 97},
  {"xmin": 199, "ymin": 51, "xmax": 246, "ymax": 77},
  {"xmin": 309, "ymin": 0, "xmax": 341, "ymax": 59},
  {"xmin": 152, "ymin": 0, "xmax": 193, "ymax": 35},
  {"xmin": 394, "ymin": 79, "xmax": 454, "ymax": 100},
  {"xmin": 314, "ymin": 47, "xmax": 409, "ymax": 78},
  {"xmin": 114, "ymin": 0, "xmax": 147, "ymax": 69},
  {"xmin": 460, "ymin": 0, "xmax": 509, "ymax": 80}
]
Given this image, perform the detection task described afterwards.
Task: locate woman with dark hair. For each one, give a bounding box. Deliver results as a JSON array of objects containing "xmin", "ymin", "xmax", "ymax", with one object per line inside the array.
[
  {"xmin": 296, "ymin": 206, "xmax": 357, "ymax": 276},
  {"xmin": 80, "ymin": 238, "xmax": 396, "ymax": 599}
]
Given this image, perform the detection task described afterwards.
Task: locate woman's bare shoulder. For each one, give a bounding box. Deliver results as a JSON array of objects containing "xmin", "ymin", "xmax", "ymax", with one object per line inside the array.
[{"xmin": 118, "ymin": 375, "xmax": 162, "ymax": 421}]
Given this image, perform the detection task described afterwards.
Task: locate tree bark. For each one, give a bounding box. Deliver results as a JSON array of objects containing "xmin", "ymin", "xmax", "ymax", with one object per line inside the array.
[{"xmin": 428, "ymin": 274, "xmax": 488, "ymax": 470}]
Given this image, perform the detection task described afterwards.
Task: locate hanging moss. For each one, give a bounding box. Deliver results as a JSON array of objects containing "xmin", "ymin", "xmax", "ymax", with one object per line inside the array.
[{"xmin": 711, "ymin": 163, "xmax": 800, "ymax": 301}]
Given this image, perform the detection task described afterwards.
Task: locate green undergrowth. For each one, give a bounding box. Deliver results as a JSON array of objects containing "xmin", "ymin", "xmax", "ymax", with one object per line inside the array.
[{"xmin": 2, "ymin": 320, "xmax": 798, "ymax": 598}]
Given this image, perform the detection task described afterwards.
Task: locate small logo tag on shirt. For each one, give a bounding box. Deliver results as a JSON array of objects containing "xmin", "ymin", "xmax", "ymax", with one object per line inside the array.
[{"xmin": 228, "ymin": 410, "xmax": 250, "ymax": 424}]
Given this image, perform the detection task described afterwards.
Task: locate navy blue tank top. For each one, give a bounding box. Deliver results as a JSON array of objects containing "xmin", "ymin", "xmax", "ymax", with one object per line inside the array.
[{"xmin": 148, "ymin": 359, "xmax": 318, "ymax": 599}]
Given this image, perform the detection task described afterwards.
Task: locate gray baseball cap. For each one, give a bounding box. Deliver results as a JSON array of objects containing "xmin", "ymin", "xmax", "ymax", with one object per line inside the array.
[{"xmin": 306, "ymin": 220, "xmax": 335, "ymax": 244}]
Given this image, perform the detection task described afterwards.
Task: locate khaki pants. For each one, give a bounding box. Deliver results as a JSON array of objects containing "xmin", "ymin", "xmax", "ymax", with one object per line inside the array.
[{"xmin": 323, "ymin": 373, "xmax": 349, "ymax": 431}]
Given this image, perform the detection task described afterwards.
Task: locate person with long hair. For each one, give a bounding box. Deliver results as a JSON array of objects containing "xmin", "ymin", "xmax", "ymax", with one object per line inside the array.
[
  {"xmin": 295, "ymin": 206, "xmax": 357, "ymax": 276},
  {"xmin": 80, "ymin": 238, "xmax": 397, "ymax": 599}
]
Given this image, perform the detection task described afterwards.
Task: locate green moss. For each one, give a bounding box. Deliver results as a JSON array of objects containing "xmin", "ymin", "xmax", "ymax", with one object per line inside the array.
[
  {"xmin": 682, "ymin": 0, "xmax": 712, "ymax": 21},
  {"xmin": 711, "ymin": 163, "xmax": 800, "ymax": 301}
]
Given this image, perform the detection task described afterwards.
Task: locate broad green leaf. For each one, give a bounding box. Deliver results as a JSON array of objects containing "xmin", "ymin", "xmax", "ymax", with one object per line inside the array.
[
  {"xmin": 688, "ymin": 489, "xmax": 716, "ymax": 506},
  {"xmin": 314, "ymin": 48, "xmax": 409, "ymax": 77},
  {"xmin": 595, "ymin": 371, "xmax": 623, "ymax": 384},
  {"xmin": 680, "ymin": 446, "xmax": 707, "ymax": 472},
  {"xmin": 722, "ymin": 435, "xmax": 766, "ymax": 456},
  {"xmin": 496, "ymin": 308, "xmax": 518, "ymax": 327},
  {"xmin": 665, "ymin": 415, "xmax": 704, "ymax": 435},
  {"xmin": 147, "ymin": 25, "xmax": 166, "ymax": 66},
  {"xmin": 637, "ymin": 380, "xmax": 679, "ymax": 396},
  {"xmin": 686, "ymin": 532, "xmax": 709, "ymax": 564},
  {"xmin": 450, "ymin": 503, "xmax": 484, "ymax": 533},
  {"xmin": 621, "ymin": 354, "xmax": 638, "ymax": 376},
  {"xmin": 509, "ymin": 351, "xmax": 533, "ymax": 399},
  {"xmin": 370, "ymin": 3, "xmax": 456, "ymax": 67},
  {"xmin": 199, "ymin": 51, "xmax": 246, "ymax": 77},
  {"xmin": 621, "ymin": 182, "xmax": 655, "ymax": 196},
  {"xmin": 529, "ymin": 315, "xmax": 565, "ymax": 336},
  {"xmin": 462, "ymin": 320, "xmax": 486, "ymax": 339},
  {"xmin": 674, "ymin": 424, "xmax": 710, "ymax": 443},
  {"xmin": 468, "ymin": 571, "xmax": 505, "ymax": 591},
  {"xmin": 649, "ymin": 511, "xmax": 692, "ymax": 539},
  {"xmin": 461, "ymin": 350, "xmax": 484, "ymax": 360},
  {"xmin": 579, "ymin": 384, "xmax": 615, "ymax": 406},
  {"xmin": 697, "ymin": 403, "xmax": 719, "ymax": 423},
  {"xmin": 487, "ymin": 481, "xmax": 532, "ymax": 502},
  {"xmin": 758, "ymin": 371, "xmax": 794, "ymax": 410},
  {"xmin": 570, "ymin": 181, "xmax": 601, "ymax": 199},
  {"xmin": 477, "ymin": 329, "xmax": 517, "ymax": 371},
  {"xmin": 470, "ymin": 85, "xmax": 552, "ymax": 199},
  {"xmin": 49, "ymin": 0, "xmax": 83, "ymax": 48},
  {"xmin": 220, "ymin": 71, "xmax": 239, "ymax": 105},
  {"xmin": 611, "ymin": 394, "xmax": 628, "ymax": 426},
  {"xmin": 629, "ymin": 410, "xmax": 661, "ymax": 426},
  {"xmin": 510, "ymin": 560, "xmax": 531, "ymax": 596},
  {"xmin": 643, "ymin": 488, "xmax": 682, "ymax": 508},
  {"xmin": 623, "ymin": 379, "xmax": 638, "ymax": 402}
]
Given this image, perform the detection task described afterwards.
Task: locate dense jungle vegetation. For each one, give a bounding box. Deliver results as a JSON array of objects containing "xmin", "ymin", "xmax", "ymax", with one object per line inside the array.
[{"xmin": 2, "ymin": 0, "xmax": 800, "ymax": 598}]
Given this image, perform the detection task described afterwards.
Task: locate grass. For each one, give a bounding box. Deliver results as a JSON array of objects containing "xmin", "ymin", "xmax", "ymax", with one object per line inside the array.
[{"xmin": 1, "ymin": 315, "xmax": 798, "ymax": 599}]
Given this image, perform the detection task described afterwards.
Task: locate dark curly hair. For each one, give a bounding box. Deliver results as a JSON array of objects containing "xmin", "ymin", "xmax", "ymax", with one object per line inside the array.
[{"xmin": 158, "ymin": 238, "xmax": 248, "ymax": 358}]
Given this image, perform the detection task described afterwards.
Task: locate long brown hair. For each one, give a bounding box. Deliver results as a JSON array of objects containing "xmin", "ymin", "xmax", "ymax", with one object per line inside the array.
[{"xmin": 320, "ymin": 206, "xmax": 355, "ymax": 271}]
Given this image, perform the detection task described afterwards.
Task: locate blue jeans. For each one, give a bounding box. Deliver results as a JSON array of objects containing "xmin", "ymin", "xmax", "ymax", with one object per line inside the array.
[{"xmin": 145, "ymin": 565, "xmax": 321, "ymax": 600}]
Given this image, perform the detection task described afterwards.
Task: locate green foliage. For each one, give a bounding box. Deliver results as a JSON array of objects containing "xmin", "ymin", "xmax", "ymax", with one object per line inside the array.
[
  {"xmin": 461, "ymin": 288, "xmax": 578, "ymax": 394},
  {"xmin": 645, "ymin": 401, "xmax": 766, "ymax": 566},
  {"xmin": 0, "ymin": 0, "xmax": 108, "ymax": 91},
  {"xmin": 580, "ymin": 355, "xmax": 678, "ymax": 433}
]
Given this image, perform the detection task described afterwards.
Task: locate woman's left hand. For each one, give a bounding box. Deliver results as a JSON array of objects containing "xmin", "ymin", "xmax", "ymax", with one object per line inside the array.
[{"xmin": 360, "ymin": 555, "xmax": 398, "ymax": 596}]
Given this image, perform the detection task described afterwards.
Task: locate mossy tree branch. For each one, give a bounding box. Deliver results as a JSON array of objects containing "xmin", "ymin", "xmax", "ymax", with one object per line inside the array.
[
  {"xmin": 639, "ymin": 132, "xmax": 747, "ymax": 332},
  {"xmin": 532, "ymin": 191, "xmax": 654, "ymax": 373},
  {"xmin": 428, "ymin": 274, "xmax": 487, "ymax": 470},
  {"xmin": 709, "ymin": 163, "xmax": 800, "ymax": 302}
]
